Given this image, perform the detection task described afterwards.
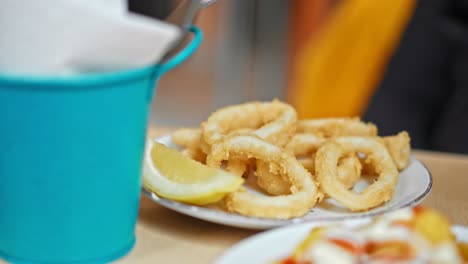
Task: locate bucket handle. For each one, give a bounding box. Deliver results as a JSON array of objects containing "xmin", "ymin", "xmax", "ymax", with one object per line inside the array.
[
  {"xmin": 147, "ymin": 26, "xmax": 202, "ymax": 99},
  {"xmin": 158, "ymin": 26, "xmax": 202, "ymax": 76}
]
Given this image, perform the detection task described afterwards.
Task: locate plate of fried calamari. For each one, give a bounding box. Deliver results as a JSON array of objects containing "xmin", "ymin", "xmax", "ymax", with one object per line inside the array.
[
  {"xmin": 214, "ymin": 206, "xmax": 468, "ymax": 264},
  {"xmin": 142, "ymin": 100, "xmax": 432, "ymax": 229}
]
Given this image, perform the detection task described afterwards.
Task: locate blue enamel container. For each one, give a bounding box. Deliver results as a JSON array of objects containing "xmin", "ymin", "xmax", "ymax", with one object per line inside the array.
[{"xmin": 0, "ymin": 26, "xmax": 202, "ymax": 264}]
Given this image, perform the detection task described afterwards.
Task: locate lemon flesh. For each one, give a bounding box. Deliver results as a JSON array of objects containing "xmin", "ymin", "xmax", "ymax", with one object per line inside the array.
[{"xmin": 143, "ymin": 140, "xmax": 244, "ymax": 205}]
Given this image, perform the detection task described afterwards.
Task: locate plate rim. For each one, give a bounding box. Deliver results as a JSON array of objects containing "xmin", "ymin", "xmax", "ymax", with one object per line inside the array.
[{"xmin": 142, "ymin": 133, "xmax": 433, "ymax": 229}]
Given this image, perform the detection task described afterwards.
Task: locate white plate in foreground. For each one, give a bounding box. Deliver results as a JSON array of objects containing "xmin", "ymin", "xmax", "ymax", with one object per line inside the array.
[
  {"xmin": 142, "ymin": 134, "xmax": 432, "ymax": 230},
  {"xmin": 214, "ymin": 220, "xmax": 468, "ymax": 264}
]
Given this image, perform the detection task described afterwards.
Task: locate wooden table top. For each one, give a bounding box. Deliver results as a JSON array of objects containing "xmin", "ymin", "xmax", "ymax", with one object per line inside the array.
[{"xmin": 117, "ymin": 127, "xmax": 468, "ymax": 264}]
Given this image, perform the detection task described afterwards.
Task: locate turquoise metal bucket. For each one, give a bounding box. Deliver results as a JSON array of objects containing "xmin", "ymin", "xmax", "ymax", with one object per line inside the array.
[{"xmin": 0, "ymin": 26, "xmax": 202, "ymax": 264}]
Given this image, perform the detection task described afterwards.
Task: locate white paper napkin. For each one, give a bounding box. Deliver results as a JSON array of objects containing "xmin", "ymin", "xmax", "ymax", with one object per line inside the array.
[{"xmin": 0, "ymin": 0, "xmax": 182, "ymax": 76}]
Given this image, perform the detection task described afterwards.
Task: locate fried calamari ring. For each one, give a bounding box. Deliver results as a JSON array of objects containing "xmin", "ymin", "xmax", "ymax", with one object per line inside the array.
[
  {"xmin": 338, "ymin": 154, "xmax": 362, "ymax": 189},
  {"xmin": 297, "ymin": 118, "xmax": 378, "ymax": 137},
  {"xmin": 383, "ymin": 131, "xmax": 411, "ymax": 170},
  {"xmin": 201, "ymin": 100, "xmax": 297, "ymax": 147},
  {"xmin": 359, "ymin": 131, "xmax": 411, "ymax": 175},
  {"xmin": 299, "ymin": 157, "xmax": 315, "ymax": 172},
  {"xmin": 174, "ymin": 127, "xmax": 256, "ymax": 155},
  {"xmin": 256, "ymin": 154, "xmax": 361, "ymax": 196},
  {"xmin": 215, "ymin": 130, "xmax": 256, "ymax": 178},
  {"xmin": 174, "ymin": 128, "xmax": 255, "ymax": 177},
  {"xmin": 171, "ymin": 128, "xmax": 202, "ymax": 149},
  {"xmin": 285, "ymin": 134, "xmax": 322, "ymax": 177},
  {"xmin": 255, "ymin": 160, "xmax": 291, "ymax": 195},
  {"xmin": 172, "ymin": 128, "xmax": 208, "ymax": 164},
  {"xmin": 206, "ymin": 135, "xmax": 319, "ymax": 219},
  {"xmin": 199, "ymin": 136, "xmax": 211, "ymax": 154},
  {"xmin": 180, "ymin": 148, "xmax": 206, "ymax": 163},
  {"xmin": 315, "ymin": 137, "xmax": 398, "ymax": 211},
  {"xmin": 286, "ymin": 133, "xmax": 362, "ymax": 189},
  {"xmin": 255, "ymin": 134, "xmax": 319, "ymax": 196},
  {"xmin": 286, "ymin": 133, "xmax": 326, "ymax": 156},
  {"xmin": 255, "ymin": 133, "xmax": 361, "ymax": 196},
  {"xmin": 225, "ymin": 159, "xmax": 248, "ymax": 177}
]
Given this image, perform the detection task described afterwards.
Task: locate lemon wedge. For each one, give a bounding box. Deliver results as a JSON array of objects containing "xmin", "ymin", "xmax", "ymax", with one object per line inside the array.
[{"xmin": 143, "ymin": 139, "xmax": 244, "ymax": 205}]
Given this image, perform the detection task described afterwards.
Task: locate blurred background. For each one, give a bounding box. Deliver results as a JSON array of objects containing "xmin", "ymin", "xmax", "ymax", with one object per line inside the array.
[
  {"xmin": 150, "ymin": 0, "xmax": 289, "ymax": 127},
  {"xmin": 151, "ymin": 0, "xmax": 468, "ymax": 154}
]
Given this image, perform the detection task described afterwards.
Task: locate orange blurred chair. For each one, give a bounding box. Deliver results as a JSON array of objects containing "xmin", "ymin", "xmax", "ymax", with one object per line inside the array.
[{"xmin": 288, "ymin": 0, "xmax": 417, "ymax": 118}]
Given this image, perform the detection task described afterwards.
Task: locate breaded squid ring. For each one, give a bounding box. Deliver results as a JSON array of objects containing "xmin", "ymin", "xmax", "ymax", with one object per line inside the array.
[
  {"xmin": 297, "ymin": 118, "xmax": 378, "ymax": 137},
  {"xmin": 315, "ymin": 137, "xmax": 398, "ymax": 211},
  {"xmin": 360, "ymin": 131, "xmax": 411, "ymax": 175},
  {"xmin": 218, "ymin": 129, "xmax": 257, "ymax": 177},
  {"xmin": 201, "ymin": 100, "xmax": 297, "ymax": 147},
  {"xmin": 254, "ymin": 134, "xmax": 323, "ymax": 196},
  {"xmin": 257, "ymin": 154, "xmax": 362, "ymax": 196},
  {"xmin": 285, "ymin": 133, "xmax": 326, "ymax": 156},
  {"xmin": 250, "ymin": 134, "xmax": 325, "ymax": 195},
  {"xmin": 180, "ymin": 148, "xmax": 206, "ymax": 163},
  {"xmin": 299, "ymin": 157, "xmax": 316, "ymax": 173},
  {"xmin": 225, "ymin": 159, "xmax": 248, "ymax": 177},
  {"xmin": 287, "ymin": 133, "xmax": 362, "ymax": 189},
  {"xmin": 383, "ymin": 131, "xmax": 411, "ymax": 170},
  {"xmin": 171, "ymin": 128, "xmax": 202, "ymax": 149},
  {"xmin": 174, "ymin": 128, "xmax": 254, "ymax": 177},
  {"xmin": 257, "ymin": 133, "xmax": 362, "ymax": 196},
  {"xmin": 337, "ymin": 154, "xmax": 362, "ymax": 189},
  {"xmin": 206, "ymin": 135, "xmax": 319, "ymax": 219},
  {"xmin": 256, "ymin": 160, "xmax": 291, "ymax": 195}
]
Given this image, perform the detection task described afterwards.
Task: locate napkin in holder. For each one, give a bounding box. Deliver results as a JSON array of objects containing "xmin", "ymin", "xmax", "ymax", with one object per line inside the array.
[{"xmin": 0, "ymin": 0, "xmax": 183, "ymax": 76}]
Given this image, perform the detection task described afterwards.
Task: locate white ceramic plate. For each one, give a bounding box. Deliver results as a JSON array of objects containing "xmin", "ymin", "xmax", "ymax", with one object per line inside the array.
[
  {"xmin": 214, "ymin": 220, "xmax": 468, "ymax": 264},
  {"xmin": 142, "ymin": 134, "xmax": 432, "ymax": 230}
]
